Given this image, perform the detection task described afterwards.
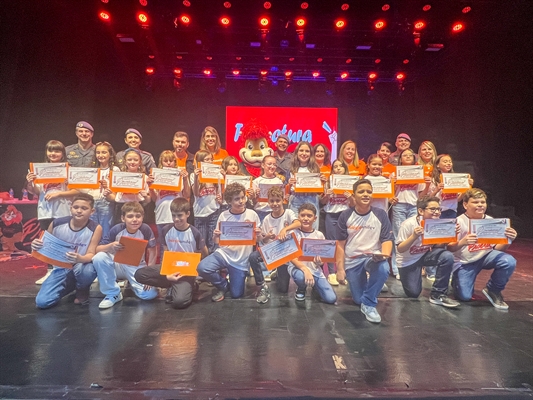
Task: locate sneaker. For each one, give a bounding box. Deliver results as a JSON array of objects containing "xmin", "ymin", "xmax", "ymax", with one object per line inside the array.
[
  {"xmin": 381, "ymin": 283, "xmax": 389, "ymax": 293},
  {"xmin": 328, "ymin": 274, "xmax": 339, "ymax": 286},
  {"xmin": 256, "ymin": 284, "xmax": 271, "ymax": 304},
  {"xmin": 264, "ymin": 274, "xmax": 272, "ymax": 282},
  {"xmin": 361, "ymin": 304, "xmax": 381, "ymax": 323},
  {"xmin": 395, "ymin": 273, "xmax": 401, "ymax": 280},
  {"xmin": 211, "ymin": 286, "xmax": 228, "ymax": 302},
  {"xmin": 74, "ymin": 288, "xmax": 90, "ymax": 305},
  {"xmin": 165, "ymin": 289, "xmax": 173, "ymax": 304},
  {"xmin": 426, "ymin": 275, "xmax": 436, "ymax": 282},
  {"xmin": 295, "ymin": 288, "xmax": 306, "ymax": 301},
  {"xmin": 482, "ymin": 287, "xmax": 509, "ymax": 310},
  {"xmin": 270, "ymin": 269, "xmax": 278, "ymax": 280},
  {"xmin": 35, "ymin": 269, "xmax": 52, "ymax": 285},
  {"xmin": 99, "ymin": 292, "xmax": 123, "ymax": 309},
  {"xmin": 430, "ymin": 294, "xmax": 460, "ymax": 308}
]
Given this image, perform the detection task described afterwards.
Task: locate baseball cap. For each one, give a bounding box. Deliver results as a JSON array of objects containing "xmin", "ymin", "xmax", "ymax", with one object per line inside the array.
[{"xmin": 397, "ymin": 133, "xmax": 411, "ymax": 141}]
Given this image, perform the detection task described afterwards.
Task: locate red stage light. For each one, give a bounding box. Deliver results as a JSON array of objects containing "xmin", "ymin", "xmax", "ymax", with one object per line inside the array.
[
  {"xmin": 203, "ymin": 69, "xmax": 212, "ymax": 76},
  {"xmin": 285, "ymin": 71, "xmax": 293, "ymax": 78},
  {"xmin": 137, "ymin": 12, "xmax": 149, "ymax": 24},
  {"xmin": 232, "ymin": 69, "xmax": 240, "ymax": 75},
  {"xmin": 452, "ymin": 22, "xmax": 464, "ymax": 32},
  {"xmin": 220, "ymin": 17, "xmax": 230, "ymax": 26},
  {"xmin": 176, "ymin": 55, "xmax": 183, "ymax": 59},
  {"xmin": 139, "ymin": 0, "xmax": 148, "ymax": 6},
  {"xmin": 403, "ymin": 59, "xmax": 409, "ymax": 64},
  {"xmin": 396, "ymin": 72, "xmax": 405, "ymax": 81},
  {"xmin": 148, "ymin": 54, "xmax": 155, "ymax": 59},
  {"xmin": 301, "ymin": 2, "xmax": 308, "ymax": 10},
  {"xmin": 335, "ymin": 19, "xmax": 346, "ymax": 29},
  {"xmin": 374, "ymin": 58, "xmax": 381, "ymax": 64},
  {"xmin": 345, "ymin": 58, "xmax": 352, "ymax": 64},
  {"xmin": 422, "ymin": 4, "xmax": 431, "ymax": 11},
  {"xmin": 341, "ymin": 3, "xmax": 349, "ymax": 11},
  {"xmin": 317, "ymin": 58, "xmax": 323, "ymax": 62},
  {"xmin": 368, "ymin": 72, "xmax": 377, "ymax": 80},
  {"xmin": 382, "ymin": 4, "xmax": 390, "ymax": 11},
  {"xmin": 264, "ymin": 57, "xmax": 270, "ymax": 60},
  {"xmin": 260, "ymin": 70, "xmax": 268, "ymax": 76},
  {"xmin": 181, "ymin": 15, "xmax": 190, "ymax": 24},
  {"xmin": 312, "ymin": 71, "xmax": 320, "ymax": 78},
  {"xmin": 414, "ymin": 21, "xmax": 426, "ymax": 30},
  {"xmin": 340, "ymin": 72, "xmax": 349, "ymax": 79},
  {"xmin": 263, "ymin": 2, "xmax": 271, "ymax": 9},
  {"xmin": 145, "ymin": 67, "xmax": 155, "ymax": 75},
  {"xmin": 183, "ymin": 0, "xmax": 190, "ymax": 6},
  {"xmin": 173, "ymin": 68, "xmax": 182, "ymax": 76},
  {"xmin": 375, "ymin": 20, "xmax": 386, "ymax": 29},
  {"xmin": 223, "ymin": 1, "xmax": 231, "ymax": 8},
  {"xmin": 462, "ymin": 6, "xmax": 471, "ymax": 13},
  {"xmin": 100, "ymin": 0, "xmax": 109, "ymax": 3},
  {"xmin": 206, "ymin": 56, "xmax": 213, "ymax": 60},
  {"xmin": 99, "ymin": 11, "xmax": 111, "ymax": 21},
  {"xmin": 236, "ymin": 56, "xmax": 242, "ymax": 60},
  {"xmin": 296, "ymin": 18, "xmax": 306, "ymax": 27},
  {"xmin": 260, "ymin": 17, "xmax": 270, "ymax": 27}
]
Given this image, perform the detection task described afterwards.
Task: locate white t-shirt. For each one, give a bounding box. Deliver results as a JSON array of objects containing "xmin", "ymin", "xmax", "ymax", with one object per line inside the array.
[
  {"xmin": 324, "ymin": 194, "xmax": 350, "ymax": 214},
  {"xmin": 364, "ymin": 175, "xmax": 389, "ymax": 212},
  {"xmin": 395, "ymin": 215, "xmax": 432, "ymax": 268},
  {"xmin": 190, "ymin": 174, "xmax": 219, "ymax": 217},
  {"xmin": 214, "ymin": 208, "xmax": 261, "ymax": 271},
  {"xmin": 115, "ymin": 181, "xmax": 149, "ymax": 203},
  {"xmin": 429, "ymin": 182, "xmax": 460, "ymax": 212},
  {"xmin": 154, "ymin": 189, "xmax": 184, "ymax": 225},
  {"xmin": 395, "ymin": 183, "xmax": 424, "ymax": 206},
  {"xmin": 252, "ymin": 175, "xmax": 284, "ymax": 212},
  {"xmin": 260, "ymin": 209, "xmax": 297, "ymax": 245},
  {"xmin": 288, "ymin": 229, "xmax": 327, "ymax": 278},
  {"xmin": 50, "ymin": 217, "xmax": 98, "ymax": 264},
  {"xmin": 162, "ymin": 224, "xmax": 205, "ymax": 253},
  {"xmin": 36, "ymin": 182, "xmax": 71, "ymax": 220},
  {"xmin": 452, "ymin": 213, "xmax": 496, "ymax": 271}
]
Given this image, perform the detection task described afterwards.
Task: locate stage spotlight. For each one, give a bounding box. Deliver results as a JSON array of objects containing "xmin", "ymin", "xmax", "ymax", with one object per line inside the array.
[
  {"xmin": 260, "ymin": 17, "xmax": 270, "ymax": 27},
  {"xmin": 396, "ymin": 72, "xmax": 405, "ymax": 81},
  {"xmin": 101, "ymin": 0, "xmax": 108, "ymax": 3},
  {"xmin": 452, "ymin": 22, "xmax": 464, "ymax": 32},
  {"xmin": 99, "ymin": 11, "xmax": 111, "ymax": 22},
  {"xmin": 263, "ymin": 2, "xmax": 271, "ymax": 9},
  {"xmin": 145, "ymin": 67, "xmax": 155, "ymax": 75},
  {"xmin": 341, "ymin": 3, "xmax": 349, "ymax": 11},
  {"xmin": 462, "ymin": 6, "xmax": 471, "ymax": 13},
  {"xmin": 137, "ymin": 12, "xmax": 149, "ymax": 26},
  {"xmin": 180, "ymin": 15, "xmax": 191, "ymax": 25},
  {"xmin": 382, "ymin": 4, "xmax": 390, "ymax": 11},
  {"xmin": 374, "ymin": 58, "xmax": 381, "ymax": 64},
  {"xmin": 335, "ymin": 19, "xmax": 346, "ymax": 29},
  {"xmin": 232, "ymin": 69, "xmax": 240, "ymax": 76},
  {"xmin": 285, "ymin": 71, "xmax": 293, "ymax": 78},
  {"xmin": 288, "ymin": 57, "xmax": 295, "ymax": 62},
  {"xmin": 368, "ymin": 72, "xmax": 378, "ymax": 80},
  {"xmin": 260, "ymin": 70, "xmax": 268, "ymax": 77},
  {"xmin": 173, "ymin": 79, "xmax": 183, "ymax": 91},
  {"xmin": 296, "ymin": 18, "xmax": 306, "ymax": 27},
  {"xmin": 340, "ymin": 72, "xmax": 349, "ymax": 79},
  {"xmin": 312, "ymin": 71, "xmax": 320, "ymax": 78},
  {"xmin": 173, "ymin": 68, "xmax": 183, "ymax": 78},
  {"xmin": 183, "ymin": 0, "xmax": 190, "ymax": 6},
  {"xmin": 403, "ymin": 59, "xmax": 409, "ymax": 64},
  {"xmin": 345, "ymin": 58, "xmax": 352, "ymax": 64},
  {"xmin": 203, "ymin": 69, "xmax": 212, "ymax": 76},
  {"xmin": 300, "ymin": 2, "xmax": 308, "ymax": 9},
  {"xmin": 317, "ymin": 58, "xmax": 323, "ymax": 62},
  {"xmin": 414, "ymin": 21, "xmax": 426, "ymax": 30},
  {"xmin": 422, "ymin": 4, "xmax": 431, "ymax": 11},
  {"xmin": 220, "ymin": 17, "xmax": 230, "ymax": 26},
  {"xmin": 223, "ymin": 2, "xmax": 231, "ymax": 8},
  {"xmin": 139, "ymin": 0, "xmax": 148, "ymax": 6},
  {"xmin": 375, "ymin": 20, "xmax": 386, "ymax": 30}
]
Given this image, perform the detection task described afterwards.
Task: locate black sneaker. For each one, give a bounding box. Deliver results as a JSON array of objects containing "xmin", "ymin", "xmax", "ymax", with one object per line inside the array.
[
  {"xmin": 295, "ymin": 288, "xmax": 306, "ymax": 301},
  {"xmin": 256, "ymin": 284, "xmax": 271, "ymax": 304},
  {"xmin": 211, "ymin": 286, "xmax": 229, "ymax": 302},
  {"xmin": 482, "ymin": 287, "xmax": 509, "ymax": 310},
  {"xmin": 430, "ymin": 294, "xmax": 460, "ymax": 308}
]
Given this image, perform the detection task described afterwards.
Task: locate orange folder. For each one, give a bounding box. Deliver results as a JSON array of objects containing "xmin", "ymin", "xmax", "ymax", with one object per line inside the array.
[
  {"xmin": 114, "ymin": 236, "xmax": 148, "ymax": 266},
  {"xmin": 160, "ymin": 251, "xmax": 200, "ymax": 276}
]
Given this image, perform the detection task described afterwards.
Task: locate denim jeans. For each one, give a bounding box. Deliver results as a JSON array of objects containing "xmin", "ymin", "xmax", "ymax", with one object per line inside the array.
[
  {"xmin": 345, "ymin": 257, "xmax": 389, "ymax": 307},
  {"xmin": 197, "ymin": 251, "xmax": 248, "ymax": 298},
  {"xmin": 324, "ymin": 212, "xmax": 342, "ymax": 274},
  {"xmin": 90, "ymin": 198, "xmax": 114, "ymax": 243},
  {"xmin": 391, "ymin": 203, "xmax": 417, "ymax": 274},
  {"xmin": 289, "ymin": 194, "xmax": 320, "ymax": 230},
  {"xmin": 35, "ymin": 263, "xmax": 97, "ymax": 309},
  {"xmin": 452, "ymin": 250, "xmax": 516, "ymax": 301},
  {"xmin": 92, "ymin": 252, "xmax": 158, "ymax": 300},
  {"xmin": 291, "ymin": 269, "xmax": 337, "ymax": 304},
  {"xmin": 194, "ymin": 210, "xmax": 220, "ymax": 253},
  {"xmin": 249, "ymin": 250, "xmax": 290, "ymax": 293},
  {"xmin": 399, "ymin": 249, "xmax": 454, "ymax": 298}
]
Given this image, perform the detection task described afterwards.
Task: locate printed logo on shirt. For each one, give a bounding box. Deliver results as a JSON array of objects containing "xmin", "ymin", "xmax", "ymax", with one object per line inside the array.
[
  {"xmin": 468, "ymin": 243, "xmax": 493, "ymax": 252},
  {"xmin": 199, "ymin": 186, "xmax": 216, "ymax": 197},
  {"xmin": 167, "ymin": 238, "xmax": 193, "ymax": 245},
  {"xmin": 44, "ymin": 183, "xmax": 62, "ymax": 191},
  {"xmin": 160, "ymin": 190, "xmax": 179, "ymax": 198},
  {"xmin": 329, "ymin": 195, "xmax": 348, "ymax": 205},
  {"xmin": 410, "ymin": 245, "xmax": 431, "ymax": 255},
  {"xmin": 441, "ymin": 192, "xmax": 459, "ymax": 201},
  {"xmin": 398, "ymin": 184, "xmax": 418, "ymax": 191},
  {"xmin": 347, "ymin": 225, "xmax": 376, "ymax": 231}
]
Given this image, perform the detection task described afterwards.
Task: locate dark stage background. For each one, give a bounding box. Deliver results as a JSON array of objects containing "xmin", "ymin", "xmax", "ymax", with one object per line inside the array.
[{"xmin": 1, "ymin": 1, "xmax": 531, "ymax": 235}]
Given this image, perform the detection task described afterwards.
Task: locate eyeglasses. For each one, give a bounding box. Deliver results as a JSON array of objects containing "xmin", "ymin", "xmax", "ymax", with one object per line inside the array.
[{"xmin": 425, "ymin": 207, "xmax": 442, "ymax": 213}]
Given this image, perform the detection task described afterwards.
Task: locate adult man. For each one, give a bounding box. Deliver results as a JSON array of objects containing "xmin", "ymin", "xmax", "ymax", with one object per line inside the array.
[
  {"xmin": 389, "ymin": 133, "xmax": 413, "ymax": 166},
  {"xmin": 116, "ymin": 128, "xmax": 156, "ymax": 172},
  {"xmin": 172, "ymin": 131, "xmax": 195, "ymax": 174},
  {"xmin": 65, "ymin": 121, "xmax": 96, "ymax": 167},
  {"xmin": 273, "ymin": 134, "xmax": 292, "ymax": 179}
]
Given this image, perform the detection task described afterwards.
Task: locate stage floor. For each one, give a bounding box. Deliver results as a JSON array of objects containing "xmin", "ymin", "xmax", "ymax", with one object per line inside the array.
[{"xmin": 0, "ymin": 241, "xmax": 532, "ymax": 399}]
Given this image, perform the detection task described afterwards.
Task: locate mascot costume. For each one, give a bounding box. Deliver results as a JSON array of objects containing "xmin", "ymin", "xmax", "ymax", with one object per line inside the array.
[
  {"xmin": 0, "ymin": 205, "xmax": 23, "ymax": 253},
  {"xmin": 237, "ymin": 120, "xmax": 274, "ymax": 177}
]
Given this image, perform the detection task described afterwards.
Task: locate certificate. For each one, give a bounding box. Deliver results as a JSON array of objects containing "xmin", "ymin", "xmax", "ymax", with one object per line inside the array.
[
  {"xmin": 199, "ymin": 162, "xmax": 223, "ymax": 184},
  {"xmin": 396, "ymin": 165, "xmax": 424, "ymax": 184},
  {"xmin": 109, "ymin": 171, "xmax": 145, "ymax": 193},
  {"xmin": 225, "ymin": 175, "xmax": 252, "ymax": 190},
  {"xmin": 32, "ymin": 230, "xmax": 76, "ymax": 269},
  {"xmin": 67, "ymin": 167, "xmax": 100, "ymax": 189},
  {"xmin": 329, "ymin": 174, "xmax": 359, "ymax": 195},
  {"xmin": 219, "ymin": 221, "xmax": 256, "ymax": 245},
  {"xmin": 258, "ymin": 183, "xmax": 283, "ymax": 202},
  {"xmin": 300, "ymin": 238, "xmax": 337, "ymax": 262},
  {"xmin": 294, "ymin": 172, "xmax": 323, "ymax": 193},
  {"xmin": 441, "ymin": 173, "xmax": 471, "ymax": 193},
  {"xmin": 114, "ymin": 236, "xmax": 148, "ymax": 266},
  {"xmin": 150, "ymin": 167, "xmax": 182, "ymax": 191},
  {"xmin": 160, "ymin": 251, "xmax": 200, "ymax": 276},
  {"xmin": 421, "ymin": 218, "xmax": 457, "ymax": 245},
  {"xmin": 366, "ymin": 176, "xmax": 394, "ymax": 198},
  {"xmin": 470, "ymin": 218, "xmax": 511, "ymax": 245},
  {"xmin": 258, "ymin": 233, "xmax": 302, "ymax": 271},
  {"xmin": 30, "ymin": 162, "xmax": 68, "ymax": 184}
]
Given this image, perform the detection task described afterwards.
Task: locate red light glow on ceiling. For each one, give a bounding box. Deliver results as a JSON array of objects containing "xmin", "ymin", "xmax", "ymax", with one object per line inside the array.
[
  {"xmin": 368, "ymin": 72, "xmax": 378, "ymax": 80},
  {"xmin": 263, "ymin": 2, "xmax": 271, "ymax": 9},
  {"xmin": 260, "ymin": 17, "xmax": 270, "ymax": 27},
  {"xmin": 300, "ymin": 2, "xmax": 309, "ymax": 10},
  {"xmin": 462, "ymin": 6, "xmax": 471, "ymax": 13},
  {"xmin": 145, "ymin": 67, "xmax": 155, "ymax": 75},
  {"xmin": 382, "ymin": 4, "xmax": 390, "ymax": 11},
  {"xmin": 452, "ymin": 22, "xmax": 464, "ymax": 32},
  {"xmin": 335, "ymin": 19, "xmax": 346, "ymax": 28},
  {"xmin": 312, "ymin": 71, "xmax": 320, "ymax": 78},
  {"xmin": 180, "ymin": 15, "xmax": 190, "ymax": 24},
  {"xmin": 375, "ymin": 20, "xmax": 386, "ymax": 29},
  {"xmin": 203, "ymin": 69, "xmax": 212, "ymax": 75},
  {"xmin": 296, "ymin": 18, "xmax": 306, "ymax": 27},
  {"xmin": 414, "ymin": 21, "xmax": 426, "ymax": 30},
  {"xmin": 422, "ymin": 4, "xmax": 431, "ymax": 11},
  {"xmin": 223, "ymin": 2, "xmax": 231, "ymax": 8},
  {"xmin": 340, "ymin": 72, "xmax": 349, "ymax": 79},
  {"xmin": 341, "ymin": 4, "xmax": 349, "ymax": 11},
  {"xmin": 99, "ymin": 11, "xmax": 111, "ymax": 21},
  {"xmin": 396, "ymin": 72, "xmax": 406, "ymax": 80},
  {"xmin": 137, "ymin": 12, "xmax": 149, "ymax": 24},
  {"xmin": 232, "ymin": 69, "xmax": 240, "ymax": 75},
  {"xmin": 220, "ymin": 17, "xmax": 230, "ymax": 26}
]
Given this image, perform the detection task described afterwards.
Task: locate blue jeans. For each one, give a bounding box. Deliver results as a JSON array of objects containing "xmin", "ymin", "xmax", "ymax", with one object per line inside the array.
[
  {"xmin": 194, "ymin": 210, "xmax": 220, "ymax": 253},
  {"xmin": 345, "ymin": 257, "xmax": 389, "ymax": 307},
  {"xmin": 92, "ymin": 252, "xmax": 158, "ymax": 300},
  {"xmin": 90, "ymin": 198, "xmax": 114, "ymax": 243},
  {"xmin": 197, "ymin": 251, "xmax": 248, "ymax": 298},
  {"xmin": 325, "ymin": 212, "xmax": 341, "ymax": 274},
  {"xmin": 289, "ymin": 194, "xmax": 320, "ymax": 230},
  {"xmin": 291, "ymin": 269, "xmax": 337, "ymax": 304},
  {"xmin": 391, "ymin": 203, "xmax": 417, "ymax": 274},
  {"xmin": 452, "ymin": 250, "xmax": 516, "ymax": 301},
  {"xmin": 35, "ymin": 263, "xmax": 97, "ymax": 309}
]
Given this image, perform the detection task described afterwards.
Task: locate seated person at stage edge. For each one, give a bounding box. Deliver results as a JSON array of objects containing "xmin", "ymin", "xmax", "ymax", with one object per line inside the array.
[
  {"xmin": 335, "ymin": 179, "xmax": 393, "ymax": 324},
  {"xmin": 448, "ymin": 188, "xmax": 517, "ymax": 310},
  {"xmin": 288, "ymin": 203, "xmax": 337, "ymax": 304},
  {"xmin": 197, "ymin": 182, "xmax": 261, "ymax": 302},
  {"xmin": 134, "ymin": 198, "xmax": 208, "ymax": 309},
  {"xmin": 396, "ymin": 196, "xmax": 460, "ymax": 308},
  {"xmin": 249, "ymin": 186, "xmax": 300, "ymax": 303},
  {"xmin": 92, "ymin": 202, "xmax": 159, "ymax": 309},
  {"xmin": 33, "ymin": 193, "xmax": 102, "ymax": 309}
]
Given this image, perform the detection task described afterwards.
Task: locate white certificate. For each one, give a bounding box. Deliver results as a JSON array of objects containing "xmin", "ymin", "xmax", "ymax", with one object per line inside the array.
[
  {"xmin": 151, "ymin": 167, "xmax": 182, "ymax": 191},
  {"xmin": 219, "ymin": 221, "xmax": 256, "ymax": 245},
  {"xmin": 258, "ymin": 183, "xmax": 283, "ymax": 201},
  {"xmin": 68, "ymin": 167, "xmax": 100, "ymax": 189},
  {"xmin": 442, "ymin": 173, "xmax": 470, "ymax": 193},
  {"xmin": 329, "ymin": 174, "xmax": 360, "ymax": 194},
  {"xmin": 259, "ymin": 233, "xmax": 302, "ymax": 271},
  {"xmin": 470, "ymin": 218, "xmax": 511, "ymax": 245},
  {"xmin": 396, "ymin": 165, "xmax": 424, "ymax": 184},
  {"xmin": 422, "ymin": 218, "xmax": 457, "ymax": 245},
  {"xmin": 32, "ymin": 231, "xmax": 77, "ymax": 269},
  {"xmin": 366, "ymin": 176, "xmax": 394, "ymax": 198},
  {"xmin": 30, "ymin": 162, "xmax": 68, "ymax": 184},
  {"xmin": 199, "ymin": 162, "xmax": 223, "ymax": 183},
  {"xmin": 225, "ymin": 175, "xmax": 252, "ymax": 190},
  {"xmin": 300, "ymin": 238, "xmax": 337, "ymax": 262},
  {"xmin": 295, "ymin": 172, "xmax": 323, "ymax": 193},
  {"xmin": 109, "ymin": 171, "xmax": 145, "ymax": 193}
]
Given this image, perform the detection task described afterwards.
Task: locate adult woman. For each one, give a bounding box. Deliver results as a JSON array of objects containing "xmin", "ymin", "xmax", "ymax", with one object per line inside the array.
[
  {"xmin": 418, "ymin": 141, "xmax": 438, "ymax": 177},
  {"xmin": 199, "ymin": 126, "xmax": 229, "ymax": 164},
  {"xmin": 338, "ymin": 140, "xmax": 366, "ymax": 176}
]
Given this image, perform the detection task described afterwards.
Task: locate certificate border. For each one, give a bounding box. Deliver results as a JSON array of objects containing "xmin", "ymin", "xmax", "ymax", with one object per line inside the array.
[
  {"xmin": 441, "ymin": 173, "xmax": 471, "ymax": 194},
  {"xmin": 258, "ymin": 232, "xmax": 302, "ymax": 271},
  {"xmin": 150, "ymin": 168, "xmax": 183, "ymax": 191},
  {"xmin": 109, "ymin": 171, "xmax": 146, "ymax": 194},
  {"xmin": 218, "ymin": 221, "xmax": 257, "ymax": 246},
  {"xmin": 395, "ymin": 165, "xmax": 425, "ymax": 184},
  {"xmin": 199, "ymin": 162, "xmax": 223, "ymax": 184},
  {"xmin": 299, "ymin": 238, "xmax": 337, "ymax": 262},
  {"xmin": 67, "ymin": 167, "xmax": 101, "ymax": 189},
  {"xmin": 469, "ymin": 218, "xmax": 510, "ymax": 245},
  {"xmin": 421, "ymin": 219, "xmax": 457, "ymax": 245},
  {"xmin": 30, "ymin": 162, "xmax": 68, "ymax": 184}
]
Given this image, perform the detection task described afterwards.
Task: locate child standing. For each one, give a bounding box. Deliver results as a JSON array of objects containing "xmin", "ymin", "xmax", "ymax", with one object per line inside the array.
[{"xmin": 252, "ymin": 155, "xmax": 284, "ymax": 222}]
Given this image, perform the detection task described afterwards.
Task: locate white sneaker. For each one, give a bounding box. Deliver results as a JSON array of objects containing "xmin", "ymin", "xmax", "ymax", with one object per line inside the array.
[
  {"xmin": 361, "ymin": 304, "xmax": 381, "ymax": 323},
  {"xmin": 35, "ymin": 269, "xmax": 52, "ymax": 285},
  {"xmin": 395, "ymin": 273, "xmax": 401, "ymax": 280},
  {"xmin": 327, "ymin": 274, "xmax": 339, "ymax": 286},
  {"xmin": 99, "ymin": 293, "xmax": 123, "ymax": 309}
]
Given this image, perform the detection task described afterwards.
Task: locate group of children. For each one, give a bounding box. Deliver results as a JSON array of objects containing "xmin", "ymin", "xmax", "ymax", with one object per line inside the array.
[{"xmin": 27, "ymin": 129, "xmax": 518, "ymax": 324}]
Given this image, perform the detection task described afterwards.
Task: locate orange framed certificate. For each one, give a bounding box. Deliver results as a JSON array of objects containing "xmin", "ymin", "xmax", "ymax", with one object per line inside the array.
[
  {"xmin": 421, "ymin": 219, "xmax": 457, "ymax": 245},
  {"xmin": 67, "ymin": 167, "xmax": 100, "ymax": 189},
  {"xmin": 30, "ymin": 162, "xmax": 68, "ymax": 184},
  {"xmin": 329, "ymin": 174, "xmax": 359, "ymax": 195},
  {"xmin": 225, "ymin": 175, "xmax": 252, "ymax": 190},
  {"xmin": 299, "ymin": 238, "xmax": 337, "ymax": 262},
  {"xmin": 470, "ymin": 218, "xmax": 510, "ymax": 245},
  {"xmin": 109, "ymin": 171, "xmax": 145, "ymax": 194},
  {"xmin": 219, "ymin": 221, "xmax": 256, "ymax": 245},
  {"xmin": 160, "ymin": 251, "xmax": 200, "ymax": 276},
  {"xmin": 366, "ymin": 176, "xmax": 394, "ymax": 198},
  {"xmin": 199, "ymin": 162, "xmax": 223, "ymax": 184},
  {"xmin": 258, "ymin": 233, "xmax": 302, "ymax": 271},
  {"xmin": 114, "ymin": 236, "xmax": 148, "ymax": 266},
  {"xmin": 294, "ymin": 172, "xmax": 324, "ymax": 193},
  {"xmin": 441, "ymin": 173, "xmax": 471, "ymax": 194},
  {"xmin": 396, "ymin": 165, "xmax": 424, "ymax": 184},
  {"xmin": 150, "ymin": 167, "xmax": 182, "ymax": 191},
  {"xmin": 31, "ymin": 231, "xmax": 76, "ymax": 269},
  {"xmin": 257, "ymin": 183, "xmax": 283, "ymax": 202}
]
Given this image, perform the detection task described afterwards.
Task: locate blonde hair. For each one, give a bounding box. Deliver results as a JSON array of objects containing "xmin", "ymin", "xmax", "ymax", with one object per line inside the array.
[
  {"xmin": 221, "ymin": 156, "xmax": 244, "ymax": 175},
  {"xmin": 120, "ymin": 148, "xmax": 146, "ymax": 173},
  {"xmin": 158, "ymin": 150, "xmax": 176, "ymax": 168},
  {"xmin": 339, "ymin": 140, "xmax": 361, "ymax": 168},
  {"xmin": 199, "ymin": 126, "xmax": 222, "ymax": 154},
  {"xmin": 418, "ymin": 141, "xmax": 438, "ymax": 166}
]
